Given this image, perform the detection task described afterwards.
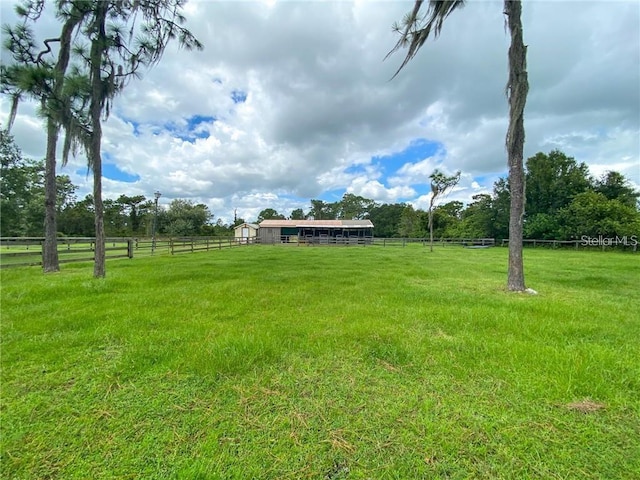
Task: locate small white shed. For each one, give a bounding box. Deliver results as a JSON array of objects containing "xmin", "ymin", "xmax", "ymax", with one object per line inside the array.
[{"xmin": 234, "ymin": 223, "xmax": 259, "ymax": 244}]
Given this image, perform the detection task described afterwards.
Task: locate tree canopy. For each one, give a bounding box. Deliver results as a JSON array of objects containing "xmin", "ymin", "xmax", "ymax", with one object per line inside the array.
[
  {"xmin": 2, "ymin": 143, "xmax": 638, "ymax": 242},
  {"xmin": 2, "ymin": 0, "xmax": 202, "ymax": 277}
]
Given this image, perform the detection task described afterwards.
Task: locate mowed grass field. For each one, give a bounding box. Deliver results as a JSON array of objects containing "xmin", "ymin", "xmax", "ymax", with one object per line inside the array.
[{"xmin": 1, "ymin": 245, "xmax": 639, "ymax": 479}]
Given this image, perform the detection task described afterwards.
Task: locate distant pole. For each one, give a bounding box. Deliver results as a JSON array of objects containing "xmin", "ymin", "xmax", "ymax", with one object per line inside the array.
[{"xmin": 152, "ymin": 190, "xmax": 161, "ymax": 253}]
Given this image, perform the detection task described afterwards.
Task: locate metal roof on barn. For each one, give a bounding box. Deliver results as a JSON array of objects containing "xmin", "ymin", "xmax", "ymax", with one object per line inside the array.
[
  {"xmin": 259, "ymin": 220, "xmax": 300, "ymax": 227},
  {"xmin": 259, "ymin": 219, "xmax": 374, "ymax": 228}
]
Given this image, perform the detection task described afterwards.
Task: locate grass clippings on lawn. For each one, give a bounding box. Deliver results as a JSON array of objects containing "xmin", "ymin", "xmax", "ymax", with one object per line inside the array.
[{"xmin": 565, "ymin": 399, "xmax": 606, "ymax": 414}]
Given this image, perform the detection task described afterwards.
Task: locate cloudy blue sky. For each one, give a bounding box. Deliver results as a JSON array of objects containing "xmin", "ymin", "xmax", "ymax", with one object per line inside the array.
[{"xmin": 1, "ymin": 0, "xmax": 639, "ymax": 224}]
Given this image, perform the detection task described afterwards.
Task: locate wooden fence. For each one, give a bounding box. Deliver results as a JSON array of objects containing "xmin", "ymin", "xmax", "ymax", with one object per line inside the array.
[
  {"xmin": 271, "ymin": 235, "xmax": 374, "ymax": 246},
  {"xmin": 0, "ymin": 236, "xmax": 257, "ymax": 269},
  {"xmin": 0, "ymin": 237, "xmax": 132, "ymax": 269},
  {"xmin": 2, "ymin": 234, "xmax": 635, "ymax": 268},
  {"xmin": 501, "ymin": 238, "xmax": 638, "ymax": 252},
  {"xmin": 371, "ymin": 238, "xmax": 495, "ymax": 247},
  {"xmin": 168, "ymin": 236, "xmax": 258, "ymax": 254},
  {"xmin": 261, "ymin": 236, "xmax": 495, "ymax": 247}
]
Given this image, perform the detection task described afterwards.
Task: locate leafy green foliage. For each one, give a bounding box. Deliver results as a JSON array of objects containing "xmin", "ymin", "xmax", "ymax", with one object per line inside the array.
[
  {"xmin": 308, "ymin": 199, "xmax": 339, "ymax": 220},
  {"xmin": 2, "ymin": 141, "xmax": 637, "ymax": 240},
  {"xmin": 290, "ymin": 208, "xmax": 306, "ymax": 220},
  {"xmin": 398, "ymin": 204, "xmax": 426, "ymax": 238},
  {"xmin": 117, "ymin": 194, "xmax": 148, "ymax": 234},
  {"xmin": 57, "ymin": 194, "xmax": 95, "ymax": 236},
  {"xmin": 160, "ymin": 199, "xmax": 213, "ymax": 236},
  {"xmin": 560, "ymin": 191, "xmax": 640, "ymax": 239},
  {"xmin": 427, "ymin": 169, "xmax": 461, "ymax": 249},
  {"xmin": 257, "ymin": 208, "xmax": 286, "ymax": 223},
  {"xmin": 368, "ymin": 202, "xmax": 406, "ymax": 237},
  {"xmin": 336, "ymin": 193, "xmax": 375, "ymax": 220},
  {"xmin": 0, "ymin": 130, "xmax": 78, "ymax": 237},
  {"xmin": 457, "ymin": 194, "xmax": 496, "ymax": 238},
  {"xmin": 526, "ymin": 150, "xmax": 592, "ymax": 217},
  {"xmin": 594, "ymin": 171, "xmax": 639, "ymax": 209},
  {"xmin": 0, "ymin": 130, "xmax": 44, "ymax": 236}
]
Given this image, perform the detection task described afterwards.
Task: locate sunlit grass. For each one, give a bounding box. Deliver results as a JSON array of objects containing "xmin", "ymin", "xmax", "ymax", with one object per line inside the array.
[{"xmin": 1, "ymin": 246, "xmax": 639, "ymax": 478}]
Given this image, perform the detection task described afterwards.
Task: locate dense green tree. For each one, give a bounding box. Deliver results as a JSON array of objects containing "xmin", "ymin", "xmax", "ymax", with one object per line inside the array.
[
  {"xmin": 431, "ymin": 200, "xmax": 463, "ymax": 238},
  {"xmin": 559, "ymin": 191, "xmax": 640, "ymax": 240},
  {"xmin": 458, "ymin": 194, "xmax": 495, "ymax": 239},
  {"xmin": 525, "ymin": 150, "xmax": 591, "ymax": 219},
  {"xmin": 337, "ymin": 193, "xmax": 375, "ymax": 220},
  {"xmin": 103, "ymin": 198, "xmax": 127, "ymax": 236},
  {"xmin": 388, "ymin": 0, "xmax": 529, "ymax": 291},
  {"xmin": 522, "ymin": 151, "xmax": 639, "ymax": 240},
  {"xmin": 308, "ymin": 199, "xmax": 339, "ymax": 220},
  {"xmin": 436, "ymin": 200, "xmax": 464, "ymax": 219},
  {"xmin": 523, "ymin": 213, "xmax": 560, "ymax": 240},
  {"xmin": 117, "ymin": 194, "xmax": 147, "ymax": 234},
  {"xmin": 290, "ymin": 208, "xmax": 306, "ymax": 220},
  {"xmin": 56, "ymin": 175, "xmax": 77, "ymax": 213},
  {"xmin": 1, "ymin": 129, "xmax": 78, "ymax": 237},
  {"xmin": 491, "ymin": 178, "xmax": 511, "ymax": 239},
  {"xmin": 201, "ymin": 218, "xmax": 233, "ymax": 237},
  {"xmin": 594, "ymin": 171, "xmax": 639, "ymax": 209},
  {"xmin": 257, "ymin": 208, "xmax": 286, "ymax": 223},
  {"xmin": 58, "ymin": 194, "xmax": 94, "ymax": 236},
  {"xmin": 427, "ymin": 169, "xmax": 460, "ymax": 251},
  {"xmin": 368, "ymin": 202, "xmax": 405, "ymax": 238},
  {"xmin": 0, "ymin": 129, "xmax": 44, "ymax": 236},
  {"xmin": 398, "ymin": 204, "xmax": 425, "ymax": 238},
  {"xmin": 161, "ymin": 199, "xmax": 212, "ymax": 236}
]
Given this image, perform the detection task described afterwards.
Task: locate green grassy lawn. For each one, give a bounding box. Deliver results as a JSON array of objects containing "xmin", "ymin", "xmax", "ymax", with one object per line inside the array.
[{"xmin": 1, "ymin": 246, "xmax": 639, "ymax": 479}]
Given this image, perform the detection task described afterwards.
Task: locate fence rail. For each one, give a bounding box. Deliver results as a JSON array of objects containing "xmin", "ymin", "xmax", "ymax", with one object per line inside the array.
[
  {"xmin": 501, "ymin": 238, "xmax": 638, "ymax": 252},
  {"xmin": 0, "ymin": 236, "xmax": 256, "ymax": 269},
  {"xmin": 0, "ymin": 237, "xmax": 133, "ymax": 269},
  {"xmin": 169, "ymin": 236, "xmax": 257, "ymax": 254},
  {"xmin": 271, "ymin": 235, "xmax": 375, "ymax": 246},
  {"xmin": 262, "ymin": 237, "xmax": 495, "ymax": 247},
  {"xmin": 367, "ymin": 237, "xmax": 495, "ymax": 247},
  {"xmin": 2, "ymin": 234, "xmax": 635, "ymax": 269}
]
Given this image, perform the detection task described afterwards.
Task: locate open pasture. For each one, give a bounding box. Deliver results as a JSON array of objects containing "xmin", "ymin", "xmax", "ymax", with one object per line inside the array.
[{"xmin": 1, "ymin": 246, "xmax": 639, "ymax": 479}]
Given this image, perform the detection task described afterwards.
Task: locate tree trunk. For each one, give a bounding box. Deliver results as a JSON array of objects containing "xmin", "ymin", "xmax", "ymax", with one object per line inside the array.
[
  {"xmin": 505, "ymin": 0, "xmax": 528, "ymax": 292},
  {"xmin": 90, "ymin": 2, "xmax": 108, "ymax": 278},
  {"xmin": 428, "ymin": 208, "xmax": 434, "ymax": 252},
  {"xmin": 42, "ymin": 12, "xmax": 82, "ymax": 273},
  {"xmin": 93, "ymin": 149, "xmax": 105, "ymax": 278},
  {"xmin": 42, "ymin": 119, "xmax": 60, "ymax": 272}
]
